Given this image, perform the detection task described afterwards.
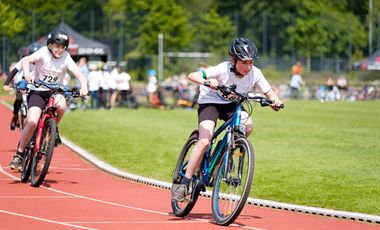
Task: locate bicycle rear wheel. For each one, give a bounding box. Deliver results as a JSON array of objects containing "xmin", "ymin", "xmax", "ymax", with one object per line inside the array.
[
  {"xmin": 211, "ymin": 137, "xmax": 254, "ymax": 225},
  {"xmin": 30, "ymin": 118, "xmax": 56, "ymax": 187},
  {"xmin": 171, "ymin": 131, "xmax": 202, "ymax": 217}
]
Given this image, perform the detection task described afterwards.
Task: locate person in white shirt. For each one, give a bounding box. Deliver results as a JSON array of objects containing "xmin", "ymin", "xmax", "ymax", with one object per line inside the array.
[
  {"xmin": 98, "ymin": 63, "xmax": 111, "ymax": 109},
  {"xmin": 145, "ymin": 69, "xmax": 157, "ymax": 107},
  {"xmin": 2, "ymin": 43, "xmax": 42, "ymax": 130},
  {"xmin": 115, "ymin": 66, "xmax": 132, "ymax": 107},
  {"xmin": 87, "ymin": 63, "xmax": 101, "ymax": 109},
  {"xmin": 9, "ymin": 30, "xmax": 88, "ymax": 170},
  {"xmin": 171, "ymin": 37, "xmax": 283, "ymax": 202}
]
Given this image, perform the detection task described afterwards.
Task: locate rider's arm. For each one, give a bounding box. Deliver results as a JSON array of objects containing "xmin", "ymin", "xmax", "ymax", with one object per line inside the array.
[
  {"xmin": 264, "ymin": 89, "xmax": 283, "ymax": 110},
  {"xmin": 70, "ymin": 67, "xmax": 88, "ymax": 96},
  {"xmin": 187, "ymin": 71, "xmax": 218, "ymax": 89},
  {"xmin": 21, "ymin": 54, "xmax": 38, "ymax": 83},
  {"xmin": 3, "ymin": 68, "xmax": 18, "ymax": 86}
]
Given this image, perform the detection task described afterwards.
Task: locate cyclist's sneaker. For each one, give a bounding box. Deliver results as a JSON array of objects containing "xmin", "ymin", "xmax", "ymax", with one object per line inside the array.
[
  {"xmin": 55, "ymin": 127, "xmax": 62, "ymax": 147},
  {"xmin": 10, "ymin": 115, "xmax": 18, "ymax": 130},
  {"xmin": 9, "ymin": 153, "xmax": 23, "ymax": 171},
  {"xmin": 171, "ymin": 183, "xmax": 188, "ymax": 202}
]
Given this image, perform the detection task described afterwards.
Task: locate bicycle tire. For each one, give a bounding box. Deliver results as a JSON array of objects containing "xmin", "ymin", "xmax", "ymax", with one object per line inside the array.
[
  {"xmin": 171, "ymin": 131, "xmax": 202, "ymax": 217},
  {"xmin": 30, "ymin": 118, "xmax": 56, "ymax": 187},
  {"xmin": 211, "ymin": 137, "xmax": 254, "ymax": 225},
  {"xmin": 20, "ymin": 143, "xmax": 34, "ymax": 183},
  {"xmin": 17, "ymin": 104, "xmax": 27, "ymax": 131}
]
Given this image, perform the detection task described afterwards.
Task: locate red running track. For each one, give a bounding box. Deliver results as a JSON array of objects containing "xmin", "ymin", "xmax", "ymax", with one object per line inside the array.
[{"xmin": 0, "ymin": 100, "xmax": 379, "ymax": 230}]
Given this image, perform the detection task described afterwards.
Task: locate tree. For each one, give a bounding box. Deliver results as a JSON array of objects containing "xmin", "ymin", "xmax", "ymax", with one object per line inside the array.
[
  {"xmin": 286, "ymin": 0, "xmax": 329, "ymax": 71},
  {"xmin": 138, "ymin": 0, "xmax": 193, "ymax": 55},
  {"xmin": 197, "ymin": 7, "xmax": 235, "ymax": 59},
  {"xmin": 0, "ymin": 2, "xmax": 25, "ymax": 36}
]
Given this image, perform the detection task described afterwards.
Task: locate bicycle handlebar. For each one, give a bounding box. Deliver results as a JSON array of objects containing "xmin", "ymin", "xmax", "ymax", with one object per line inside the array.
[
  {"xmin": 33, "ymin": 80, "xmax": 86, "ymax": 99},
  {"xmin": 204, "ymin": 82, "xmax": 284, "ymax": 109}
]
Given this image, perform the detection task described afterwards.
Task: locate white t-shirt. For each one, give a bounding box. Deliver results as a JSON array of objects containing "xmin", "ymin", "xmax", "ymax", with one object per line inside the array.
[
  {"xmin": 115, "ymin": 71, "xmax": 131, "ymax": 91},
  {"xmin": 146, "ymin": 75, "xmax": 157, "ymax": 93},
  {"xmin": 87, "ymin": 70, "xmax": 101, "ymax": 91},
  {"xmin": 199, "ymin": 61, "xmax": 272, "ymax": 104},
  {"xmin": 28, "ymin": 46, "xmax": 79, "ymax": 91}
]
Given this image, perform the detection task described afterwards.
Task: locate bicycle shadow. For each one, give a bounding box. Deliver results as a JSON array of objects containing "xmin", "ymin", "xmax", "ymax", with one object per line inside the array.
[
  {"xmin": 1, "ymin": 148, "xmax": 18, "ymax": 153},
  {"xmin": 42, "ymin": 179, "xmax": 79, "ymax": 187},
  {"xmin": 168, "ymin": 212, "xmax": 262, "ymax": 226}
]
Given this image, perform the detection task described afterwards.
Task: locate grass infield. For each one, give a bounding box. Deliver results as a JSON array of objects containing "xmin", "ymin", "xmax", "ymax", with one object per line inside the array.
[{"xmin": 60, "ymin": 100, "xmax": 379, "ymax": 215}]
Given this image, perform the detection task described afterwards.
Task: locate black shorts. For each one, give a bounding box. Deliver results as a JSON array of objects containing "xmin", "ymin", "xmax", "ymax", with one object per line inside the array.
[
  {"xmin": 27, "ymin": 90, "xmax": 53, "ymax": 110},
  {"xmin": 198, "ymin": 102, "xmax": 240, "ymax": 125}
]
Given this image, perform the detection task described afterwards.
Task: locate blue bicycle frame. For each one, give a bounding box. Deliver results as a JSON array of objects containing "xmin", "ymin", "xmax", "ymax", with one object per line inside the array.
[{"xmin": 198, "ymin": 103, "xmax": 244, "ymax": 187}]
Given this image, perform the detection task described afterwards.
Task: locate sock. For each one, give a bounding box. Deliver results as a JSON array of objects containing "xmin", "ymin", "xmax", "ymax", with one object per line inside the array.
[{"xmin": 181, "ymin": 176, "xmax": 191, "ymax": 187}]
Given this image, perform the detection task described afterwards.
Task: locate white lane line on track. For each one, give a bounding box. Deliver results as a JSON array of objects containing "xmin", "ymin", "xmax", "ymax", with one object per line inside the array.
[
  {"xmin": 0, "ymin": 210, "xmax": 98, "ymax": 230},
  {"xmin": 0, "ymin": 165, "xmax": 266, "ymax": 230},
  {"xmin": 49, "ymin": 166, "xmax": 95, "ymax": 171},
  {"xmin": 66, "ymin": 220, "xmax": 266, "ymax": 229}
]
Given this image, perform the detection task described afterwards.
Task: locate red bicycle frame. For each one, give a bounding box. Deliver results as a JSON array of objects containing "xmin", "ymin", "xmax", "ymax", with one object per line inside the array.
[{"xmin": 34, "ymin": 95, "xmax": 58, "ymax": 151}]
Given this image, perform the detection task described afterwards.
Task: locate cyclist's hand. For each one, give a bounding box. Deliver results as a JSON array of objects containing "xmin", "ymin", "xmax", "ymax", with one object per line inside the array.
[
  {"xmin": 204, "ymin": 79, "xmax": 218, "ymax": 90},
  {"xmin": 2, "ymin": 85, "xmax": 11, "ymax": 91},
  {"xmin": 24, "ymin": 72, "xmax": 33, "ymax": 84},
  {"xmin": 79, "ymin": 87, "xmax": 88, "ymax": 97},
  {"xmin": 270, "ymin": 98, "xmax": 284, "ymax": 111}
]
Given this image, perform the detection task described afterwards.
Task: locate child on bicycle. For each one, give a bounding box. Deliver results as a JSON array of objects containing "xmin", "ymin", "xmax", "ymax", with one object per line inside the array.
[
  {"xmin": 8, "ymin": 30, "xmax": 88, "ymax": 170},
  {"xmin": 171, "ymin": 37, "xmax": 283, "ymax": 201},
  {"xmin": 2, "ymin": 43, "xmax": 42, "ymax": 130}
]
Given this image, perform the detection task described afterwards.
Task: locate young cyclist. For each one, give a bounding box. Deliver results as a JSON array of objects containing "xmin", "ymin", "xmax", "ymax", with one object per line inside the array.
[
  {"xmin": 8, "ymin": 30, "xmax": 88, "ymax": 170},
  {"xmin": 171, "ymin": 37, "xmax": 283, "ymax": 201},
  {"xmin": 3, "ymin": 43, "xmax": 42, "ymax": 130}
]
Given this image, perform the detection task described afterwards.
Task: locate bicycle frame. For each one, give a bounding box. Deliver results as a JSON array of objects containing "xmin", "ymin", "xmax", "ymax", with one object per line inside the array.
[
  {"xmin": 199, "ymin": 103, "xmax": 244, "ymax": 187},
  {"xmin": 34, "ymin": 94, "xmax": 57, "ymax": 152}
]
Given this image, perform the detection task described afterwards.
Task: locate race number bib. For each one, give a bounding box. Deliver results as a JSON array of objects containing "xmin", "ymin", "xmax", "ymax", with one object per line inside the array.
[
  {"xmin": 41, "ymin": 69, "xmax": 60, "ymax": 84},
  {"xmin": 42, "ymin": 74, "xmax": 59, "ymax": 83}
]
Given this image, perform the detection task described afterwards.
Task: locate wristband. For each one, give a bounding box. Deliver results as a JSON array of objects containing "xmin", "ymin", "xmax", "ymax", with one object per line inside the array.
[{"xmin": 201, "ymin": 70, "xmax": 207, "ymax": 80}]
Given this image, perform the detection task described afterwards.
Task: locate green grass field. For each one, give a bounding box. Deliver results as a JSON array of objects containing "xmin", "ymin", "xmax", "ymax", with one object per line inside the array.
[{"xmin": 59, "ymin": 100, "xmax": 380, "ymax": 216}]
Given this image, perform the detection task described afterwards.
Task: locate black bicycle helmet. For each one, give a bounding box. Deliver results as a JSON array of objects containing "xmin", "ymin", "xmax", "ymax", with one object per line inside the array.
[
  {"xmin": 27, "ymin": 43, "xmax": 42, "ymax": 55},
  {"xmin": 47, "ymin": 30, "xmax": 69, "ymax": 48},
  {"xmin": 229, "ymin": 37, "xmax": 259, "ymax": 61}
]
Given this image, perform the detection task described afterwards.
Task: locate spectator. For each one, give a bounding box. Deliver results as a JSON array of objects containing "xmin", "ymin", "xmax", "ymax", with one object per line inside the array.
[
  {"xmin": 98, "ymin": 62, "xmax": 112, "ymax": 109},
  {"xmin": 87, "ymin": 63, "xmax": 101, "ymax": 109},
  {"xmin": 115, "ymin": 66, "xmax": 132, "ymax": 108},
  {"xmin": 145, "ymin": 69, "xmax": 158, "ymax": 107},
  {"xmin": 289, "ymin": 73, "xmax": 304, "ymax": 99},
  {"xmin": 77, "ymin": 57, "xmax": 89, "ymax": 109},
  {"xmin": 289, "ymin": 61, "xmax": 304, "ymax": 99}
]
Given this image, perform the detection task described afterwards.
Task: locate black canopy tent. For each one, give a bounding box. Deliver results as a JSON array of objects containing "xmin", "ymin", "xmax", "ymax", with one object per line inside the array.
[{"xmin": 32, "ymin": 22, "xmax": 111, "ymax": 62}]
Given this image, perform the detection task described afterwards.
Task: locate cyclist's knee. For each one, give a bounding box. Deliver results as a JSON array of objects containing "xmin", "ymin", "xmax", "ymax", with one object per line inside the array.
[
  {"xmin": 246, "ymin": 125, "xmax": 253, "ymax": 136},
  {"xmin": 198, "ymin": 138, "xmax": 211, "ymax": 150}
]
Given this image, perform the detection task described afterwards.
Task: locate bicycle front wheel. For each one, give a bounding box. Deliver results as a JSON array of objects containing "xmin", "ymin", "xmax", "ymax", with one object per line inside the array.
[
  {"xmin": 171, "ymin": 131, "xmax": 202, "ymax": 217},
  {"xmin": 18, "ymin": 105, "xmax": 27, "ymax": 131},
  {"xmin": 20, "ymin": 143, "xmax": 34, "ymax": 183},
  {"xmin": 30, "ymin": 118, "xmax": 56, "ymax": 187},
  {"xmin": 211, "ymin": 137, "xmax": 254, "ymax": 226}
]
